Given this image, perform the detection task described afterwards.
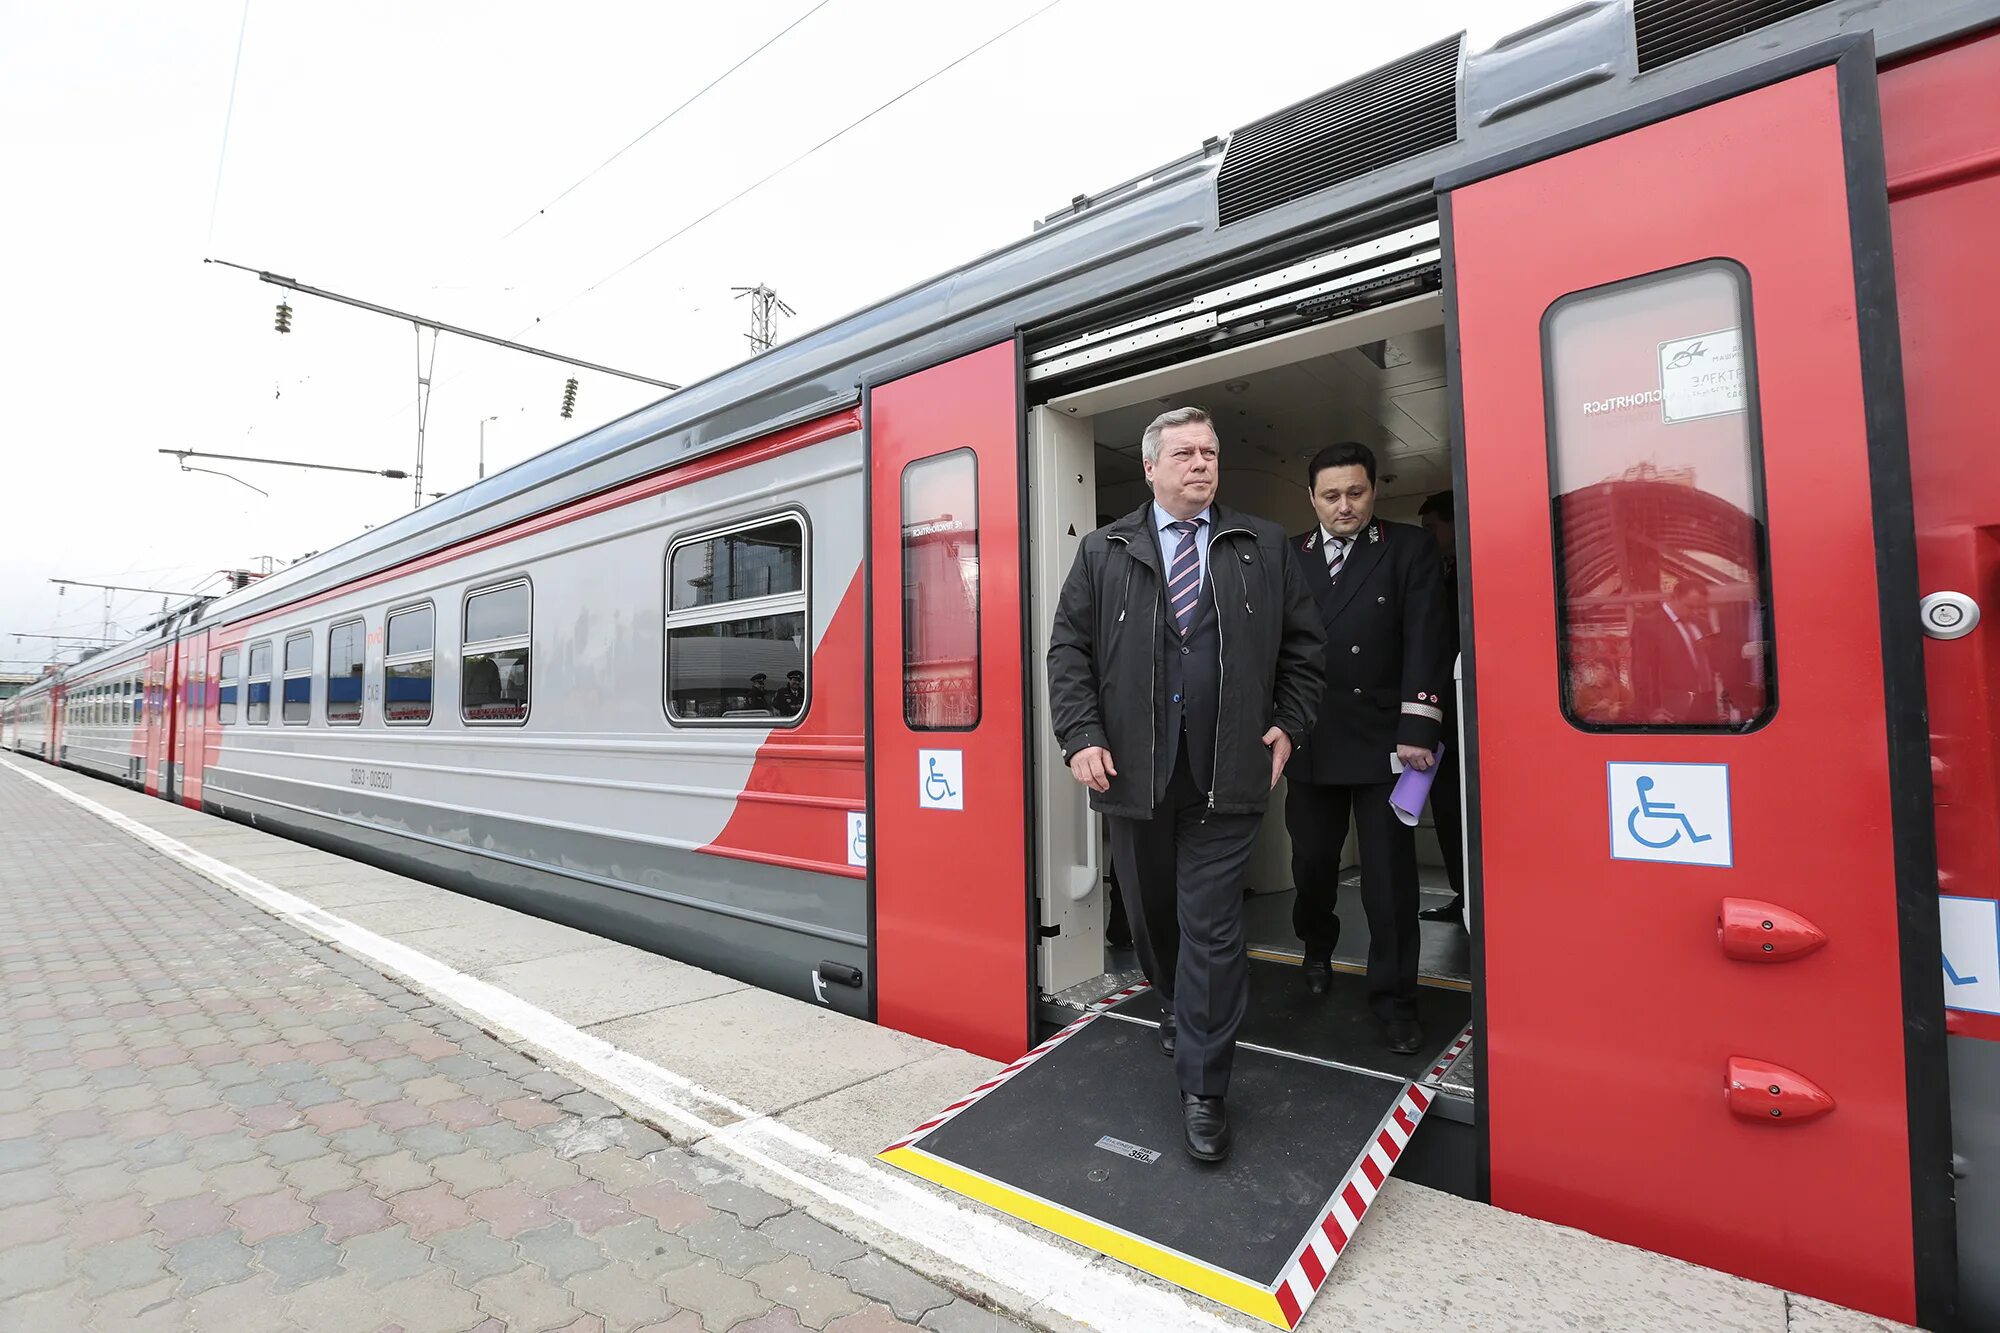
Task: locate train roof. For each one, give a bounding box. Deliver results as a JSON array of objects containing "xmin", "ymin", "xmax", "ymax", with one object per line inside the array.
[{"xmin": 49, "ymin": 0, "xmax": 2000, "ymax": 677}]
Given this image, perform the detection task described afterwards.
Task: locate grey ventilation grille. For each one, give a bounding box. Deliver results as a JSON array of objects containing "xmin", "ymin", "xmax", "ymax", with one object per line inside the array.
[
  {"xmin": 1634, "ymin": 0, "xmax": 1836, "ymax": 72},
  {"xmin": 1216, "ymin": 34, "xmax": 1460, "ymax": 228}
]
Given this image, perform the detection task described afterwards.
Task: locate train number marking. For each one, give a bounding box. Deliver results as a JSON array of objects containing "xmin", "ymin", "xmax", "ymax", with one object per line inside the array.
[{"xmin": 349, "ymin": 768, "xmax": 393, "ymax": 791}]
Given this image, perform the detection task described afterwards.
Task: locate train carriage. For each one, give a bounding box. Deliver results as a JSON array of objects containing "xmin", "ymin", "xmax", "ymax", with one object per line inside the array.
[{"xmin": 8, "ymin": 2, "xmax": 2000, "ymax": 1326}]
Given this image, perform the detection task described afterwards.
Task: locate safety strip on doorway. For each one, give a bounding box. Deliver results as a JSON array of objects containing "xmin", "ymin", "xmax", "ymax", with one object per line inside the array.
[
  {"xmin": 877, "ymin": 1005, "xmax": 1432, "ymax": 1329},
  {"xmin": 1422, "ymin": 1024, "xmax": 1474, "ymax": 1087}
]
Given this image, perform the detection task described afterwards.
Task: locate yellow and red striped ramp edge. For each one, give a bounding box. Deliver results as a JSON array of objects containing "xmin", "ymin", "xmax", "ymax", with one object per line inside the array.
[{"xmin": 877, "ymin": 993, "xmax": 1442, "ymax": 1329}]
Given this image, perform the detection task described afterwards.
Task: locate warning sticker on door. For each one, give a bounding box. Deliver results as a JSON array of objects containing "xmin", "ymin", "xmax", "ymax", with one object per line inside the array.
[{"xmin": 1658, "ymin": 327, "xmax": 1746, "ymax": 423}]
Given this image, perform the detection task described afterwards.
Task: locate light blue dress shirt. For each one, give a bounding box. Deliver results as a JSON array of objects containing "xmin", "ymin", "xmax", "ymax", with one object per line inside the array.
[{"xmin": 1153, "ymin": 502, "xmax": 1213, "ymax": 586}]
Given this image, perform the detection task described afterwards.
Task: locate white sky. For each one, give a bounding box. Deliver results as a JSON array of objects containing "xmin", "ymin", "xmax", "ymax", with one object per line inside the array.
[{"xmin": 1, "ymin": 0, "xmax": 1554, "ymax": 670}]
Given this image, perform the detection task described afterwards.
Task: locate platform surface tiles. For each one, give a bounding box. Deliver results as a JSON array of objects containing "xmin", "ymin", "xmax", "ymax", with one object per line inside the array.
[{"xmin": 0, "ymin": 754, "xmax": 1914, "ymax": 1333}]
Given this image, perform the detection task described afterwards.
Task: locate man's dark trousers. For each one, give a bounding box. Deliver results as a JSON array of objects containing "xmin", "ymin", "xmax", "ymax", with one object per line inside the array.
[
  {"xmin": 1107, "ymin": 744, "xmax": 1262, "ymax": 1098},
  {"xmin": 1287, "ymin": 779, "xmax": 1420, "ymax": 1022}
]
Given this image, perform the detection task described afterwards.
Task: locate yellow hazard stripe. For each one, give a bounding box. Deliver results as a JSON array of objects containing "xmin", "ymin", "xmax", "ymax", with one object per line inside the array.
[
  {"xmin": 1244, "ymin": 948, "xmax": 1473, "ymax": 993},
  {"xmin": 878, "ymin": 1145, "xmax": 1292, "ymax": 1329}
]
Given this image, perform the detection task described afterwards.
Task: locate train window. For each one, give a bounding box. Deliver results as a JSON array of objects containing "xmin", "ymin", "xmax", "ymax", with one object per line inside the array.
[
  {"xmin": 327, "ymin": 619, "xmax": 364, "ymax": 725},
  {"xmin": 246, "ymin": 642, "xmax": 273, "ymax": 725},
  {"xmin": 901, "ymin": 450, "xmax": 981, "ymax": 730},
  {"xmin": 384, "ymin": 604, "xmax": 435, "ymax": 725},
  {"xmin": 665, "ymin": 515, "xmax": 808, "ymax": 726},
  {"xmin": 122, "ymin": 680, "xmax": 132, "ymax": 727},
  {"xmin": 1543, "ymin": 259, "xmax": 1775, "ymax": 732},
  {"xmin": 462, "ymin": 581, "xmax": 531, "ymax": 725},
  {"xmin": 282, "ymin": 632, "xmax": 313, "ymax": 725},
  {"xmin": 217, "ymin": 651, "xmax": 240, "ymax": 726}
]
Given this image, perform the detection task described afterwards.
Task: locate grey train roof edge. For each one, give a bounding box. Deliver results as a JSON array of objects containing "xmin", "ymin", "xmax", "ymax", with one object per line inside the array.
[{"xmin": 113, "ymin": 0, "xmax": 2000, "ymax": 650}]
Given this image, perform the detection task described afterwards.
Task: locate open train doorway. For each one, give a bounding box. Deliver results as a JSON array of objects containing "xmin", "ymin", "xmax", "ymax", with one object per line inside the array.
[{"xmin": 1023, "ymin": 277, "xmax": 1480, "ymax": 1181}]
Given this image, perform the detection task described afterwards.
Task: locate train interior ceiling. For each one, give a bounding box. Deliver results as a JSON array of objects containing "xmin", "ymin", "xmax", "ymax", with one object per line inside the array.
[{"xmin": 1034, "ymin": 292, "xmax": 1471, "ymax": 1007}]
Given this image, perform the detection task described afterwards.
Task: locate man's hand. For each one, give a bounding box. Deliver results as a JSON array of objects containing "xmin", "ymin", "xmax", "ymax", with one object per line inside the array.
[
  {"xmin": 1263, "ymin": 727, "xmax": 1293, "ymax": 790},
  {"xmin": 1397, "ymin": 743, "xmax": 1435, "ymax": 773},
  {"xmin": 1068, "ymin": 746, "xmax": 1116, "ymax": 793}
]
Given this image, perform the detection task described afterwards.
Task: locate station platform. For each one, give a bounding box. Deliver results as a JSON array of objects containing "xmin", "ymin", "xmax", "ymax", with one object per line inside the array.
[{"xmin": 0, "ymin": 754, "xmax": 1913, "ymax": 1333}]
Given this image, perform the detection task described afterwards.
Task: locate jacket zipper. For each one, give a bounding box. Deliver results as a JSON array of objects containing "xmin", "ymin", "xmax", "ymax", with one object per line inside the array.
[
  {"xmin": 1106, "ymin": 535, "xmax": 1157, "ymax": 794},
  {"xmin": 1207, "ymin": 525, "xmax": 1253, "ymax": 808}
]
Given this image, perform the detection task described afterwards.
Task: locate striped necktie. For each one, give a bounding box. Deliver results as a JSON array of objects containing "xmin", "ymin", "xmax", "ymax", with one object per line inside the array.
[
  {"xmin": 1167, "ymin": 519, "xmax": 1202, "ymax": 634},
  {"xmin": 1326, "ymin": 535, "xmax": 1349, "ymax": 582}
]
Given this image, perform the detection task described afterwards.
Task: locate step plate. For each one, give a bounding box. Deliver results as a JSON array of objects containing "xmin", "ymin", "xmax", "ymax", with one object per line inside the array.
[{"xmin": 880, "ymin": 1011, "xmax": 1434, "ymax": 1328}]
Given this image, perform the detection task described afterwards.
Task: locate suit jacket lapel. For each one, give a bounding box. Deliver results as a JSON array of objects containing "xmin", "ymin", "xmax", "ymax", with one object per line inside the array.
[{"xmin": 1324, "ymin": 521, "xmax": 1387, "ymax": 622}]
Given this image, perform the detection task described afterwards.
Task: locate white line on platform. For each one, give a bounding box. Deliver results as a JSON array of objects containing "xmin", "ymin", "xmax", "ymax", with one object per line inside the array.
[{"xmin": 0, "ymin": 758, "xmax": 1234, "ymax": 1333}]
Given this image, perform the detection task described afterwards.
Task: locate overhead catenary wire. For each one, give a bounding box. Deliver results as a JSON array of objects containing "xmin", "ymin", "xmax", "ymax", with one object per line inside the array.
[
  {"xmin": 204, "ymin": 0, "xmax": 253, "ymax": 251},
  {"xmin": 530, "ymin": 0, "xmax": 1068, "ymax": 328},
  {"xmin": 501, "ymin": 0, "xmax": 838, "ymax": 239}
]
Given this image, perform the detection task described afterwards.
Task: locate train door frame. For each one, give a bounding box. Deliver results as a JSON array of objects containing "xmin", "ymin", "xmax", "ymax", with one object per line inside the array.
[{"xmin": 1437, "ymin": 33, "xmax": 1951, "ymax": 1326}]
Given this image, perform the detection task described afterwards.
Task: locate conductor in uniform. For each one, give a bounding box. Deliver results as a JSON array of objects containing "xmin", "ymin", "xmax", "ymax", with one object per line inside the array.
[
  {"xmin": 1048, "ymin": 406, "xmax": 1325, "ymax": 1163},
  {"xmin": 1286, "ymin": 442, "xmax": 1449, "ymax": 1054}
]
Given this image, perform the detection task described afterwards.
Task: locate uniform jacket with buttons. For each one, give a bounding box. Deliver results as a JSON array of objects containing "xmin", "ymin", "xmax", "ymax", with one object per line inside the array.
[
  {"xmin": 1285, "ymin": 517, "xmax": 1450, "ymax": 786},
  {"xmin": 1047, "ymin": 501, "xmax": 1326, "ymax": 818}
]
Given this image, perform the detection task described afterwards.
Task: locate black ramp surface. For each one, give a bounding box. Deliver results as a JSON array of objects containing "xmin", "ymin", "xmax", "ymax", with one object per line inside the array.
[
  {"xmin": 1106, "ymin": 958, "xmax": 1471, "ymax": 1080},
  {"xmin": 919, "ymin": 1017, "xmax": 1405, "ymax": 1281}
]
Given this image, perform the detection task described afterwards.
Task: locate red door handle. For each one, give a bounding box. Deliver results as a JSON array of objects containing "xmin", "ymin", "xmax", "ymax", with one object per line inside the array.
[
  {"xmin": 1725, "ymin": 1057, "xmax": 1835, "ymax": 1124},
  {"xmin": 1718, "ymin": 898, "xmax": 1826, "ymax": 962}
]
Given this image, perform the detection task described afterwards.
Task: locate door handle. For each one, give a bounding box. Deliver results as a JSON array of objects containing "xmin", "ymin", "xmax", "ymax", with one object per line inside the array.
[
  {"xmin": 1725, "ymin": 1056, "xmax": 1834, "ymax": 1125},
  {"xmin": 1718, "ymin": 898, "xmax": 1826, "ymax": 962}
]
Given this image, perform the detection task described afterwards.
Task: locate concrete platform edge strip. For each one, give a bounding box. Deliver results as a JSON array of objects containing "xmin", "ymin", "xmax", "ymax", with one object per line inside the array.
[{"xmin": 0, "ymin": 756, "xmax": 1235, "ymax": 1333}]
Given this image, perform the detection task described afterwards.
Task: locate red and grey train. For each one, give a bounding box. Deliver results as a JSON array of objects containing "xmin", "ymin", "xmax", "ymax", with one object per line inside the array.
[{"xmin": 7, "ymin": 2, "xmax": 2000, "ymax": 1325}]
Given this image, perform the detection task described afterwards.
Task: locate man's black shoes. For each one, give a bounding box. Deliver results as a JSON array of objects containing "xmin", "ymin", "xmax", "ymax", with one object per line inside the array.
[
  {"xmin": 1182, "ymin": 1094, "xmax": 1230, "ymax": 1162},
  {"xmin": 1158, "ymin": 1016, "xmax": 1176, "ymax": 1058},
  {"xmin": 1384, "ymin": 1018, "xmax": 1423, "ymax": 1055},
  {"xmin": 1419, "ymin": 898, "xmax": 1467, "ymax": 924},
  {"xmin": 1302, "ymin": 956, "xmax": 1332, "ymax": 995}
]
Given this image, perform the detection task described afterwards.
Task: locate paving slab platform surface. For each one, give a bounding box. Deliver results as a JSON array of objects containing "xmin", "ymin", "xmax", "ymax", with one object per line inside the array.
[{"xmin": 0, "ymin": 755, "xmax": 1917, "ymax": 1333}]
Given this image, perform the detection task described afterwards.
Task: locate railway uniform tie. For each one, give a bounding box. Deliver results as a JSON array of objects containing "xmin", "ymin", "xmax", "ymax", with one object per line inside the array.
[
  {"xmin": 1167, "ymin": 519, "xmax": 1203, "ymax": 635},
  {"xmin": 1326, "ymin": 534, "xmax": 1349, "ymax": 583}
]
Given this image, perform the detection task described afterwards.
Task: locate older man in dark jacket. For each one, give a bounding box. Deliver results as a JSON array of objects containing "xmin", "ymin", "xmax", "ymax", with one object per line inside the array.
[{"xmin": 1048, "ymin": 406, "xmax": 1324, "ymax": 1162}]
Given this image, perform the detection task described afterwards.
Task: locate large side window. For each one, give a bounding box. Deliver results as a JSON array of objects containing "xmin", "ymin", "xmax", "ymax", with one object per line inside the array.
[
  {"xmin": 901, "ymin": 451, "xmax": 981, "ymax": 730},
  {"xmin": 246, "ymin": 642, "xmax": 273, "ymax": 725},
  {"xmin": 1543, "ymin": 259, "xmax": 1775, "ymax": 732},
  {"xmin": 462, "ymin": 581, "xmax": 531, "ymax": 724},
  {"xmin": 384, "ymin": 604, "xmax": 434, "ymax": 725},
  {"xmin": 282, "ymin": 632, "xmax": 313, "ymax": 724},
  {"xmin": 327, "ymin": 619, "xmax": 365, "ymax": 725},
  {"xmin": 665, "ymin": 515, "xmax": 807, "ymax": 725}
]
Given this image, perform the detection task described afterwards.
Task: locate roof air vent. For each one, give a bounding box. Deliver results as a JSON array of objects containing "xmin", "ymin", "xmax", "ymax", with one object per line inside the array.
[
  {"xmin": 1216, "ymin": 34, "xmax": 1461, "ymax": 228},
  {"xmin": 1634, "ymin": 0, "xmax": 1836, "ymax": 73}
]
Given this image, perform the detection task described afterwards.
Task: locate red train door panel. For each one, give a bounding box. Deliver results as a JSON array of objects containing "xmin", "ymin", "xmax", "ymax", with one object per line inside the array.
[
  {"xmin": 177, "ymin": 629, "xmax": 209, "ymax": 808},
  {"xmin": 868, "ymin": 341, "xmax": 1031, "ymax": 1061},
  {"xmin": 1447, "ymin": 45, "xmax": 1947, "ymax": 1323}
]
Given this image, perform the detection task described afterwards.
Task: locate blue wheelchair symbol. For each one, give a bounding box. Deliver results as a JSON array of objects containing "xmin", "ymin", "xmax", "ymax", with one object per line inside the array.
[
  {"xmin": 1625, "ymin": 776, "xmax": 1714, "ymax": 850},
  {"xmin": 925, "ymin": 757, "xmax": 958, "ymax": 803},
  {"xmin": 1944, "ymin": 952, "xmax": 1981, "ymax": 987}
]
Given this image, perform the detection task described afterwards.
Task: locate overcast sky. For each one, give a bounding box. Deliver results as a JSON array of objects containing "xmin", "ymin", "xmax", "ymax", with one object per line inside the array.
[{"xmin": 1, "ymin": 0, "xmax": 1554, "ymax": 670}]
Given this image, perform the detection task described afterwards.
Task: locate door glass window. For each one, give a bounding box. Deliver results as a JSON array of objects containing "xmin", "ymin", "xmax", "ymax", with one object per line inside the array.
[
  {"xmin": 1543, "ymin": 260, "xmax": 1775, "ymax": 732},
  {"xmin": 901, "ymin": 450, "xmax": 981, "ymax": 730},
  {"xmin": 327, "ymin": 619, "xmax": 364, "ymax": 724}
]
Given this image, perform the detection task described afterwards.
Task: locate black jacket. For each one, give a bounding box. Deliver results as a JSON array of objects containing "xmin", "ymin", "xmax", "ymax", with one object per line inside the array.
[
  {"xmin": 1286, "ymin": 518, "xmax": 1450, "ymax": 787},
  {"xmin": 1047, "ymin": 502, "xmax": 1326, "ymax": 818}
]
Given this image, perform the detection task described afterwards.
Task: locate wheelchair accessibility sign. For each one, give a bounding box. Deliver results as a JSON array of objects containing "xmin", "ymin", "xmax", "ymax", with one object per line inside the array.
[
  {"xmin": 1608, "ymin": 762, "xmax": 1732, "ymax": 867},
  {"xmin": 919, "ymin": 749, "xmax": 964, "ymax": 811}
]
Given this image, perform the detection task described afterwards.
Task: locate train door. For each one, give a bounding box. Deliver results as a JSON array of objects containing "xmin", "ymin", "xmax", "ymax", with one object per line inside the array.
[
  {"xmin": 176, "ymin": 629, "xmax": 209, "ymax": 808},
  {"xmin": 1445, "ymin": 39, "xmax": 1949, "ymax": 1325},
  {"xmin": 866, "ymin": 341, "xmax": 1033, "ymax": 1061}
]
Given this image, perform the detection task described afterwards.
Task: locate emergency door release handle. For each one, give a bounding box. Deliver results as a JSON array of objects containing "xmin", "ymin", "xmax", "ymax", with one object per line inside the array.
[
  {"xmin": 1726, "ymin": 1057, "xmax": 1834, "ymax": 1125},
  {"xmin": 1718, "ymin": 898, "xmax": 1826, "ymax": 962}
]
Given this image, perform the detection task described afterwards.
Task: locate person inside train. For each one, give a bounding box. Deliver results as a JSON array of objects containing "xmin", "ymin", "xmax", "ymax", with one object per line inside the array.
[
  {"xmin": 1047, "ymin": 405, "xmax": 1325, "ymax": 1164},
  {"xmin": 1415, "ymin": 490, "xmax": 1466, "ymax": 927},
  {"xmin": 773, "ymin": 669, "xmax": 804, "ymax": 717},
  {"xmin": 1284, "ymin": 443, "xmax": 1450, "ymax": 1055},
  {"xmin": 1631, "ymin": 577, "xmax": 1721, "ymax": 725}
]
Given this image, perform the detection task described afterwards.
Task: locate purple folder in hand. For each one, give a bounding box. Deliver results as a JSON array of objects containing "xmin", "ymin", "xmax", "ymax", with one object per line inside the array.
[{"xmin": 1389, "ymin": 744, "xmax": 1445, "ymax": 827}]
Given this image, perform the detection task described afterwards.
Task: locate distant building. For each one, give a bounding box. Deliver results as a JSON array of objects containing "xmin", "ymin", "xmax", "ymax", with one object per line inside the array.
[{"xmin": 0, "ymin": 673, "xmax": 36, "ymax": 701}]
